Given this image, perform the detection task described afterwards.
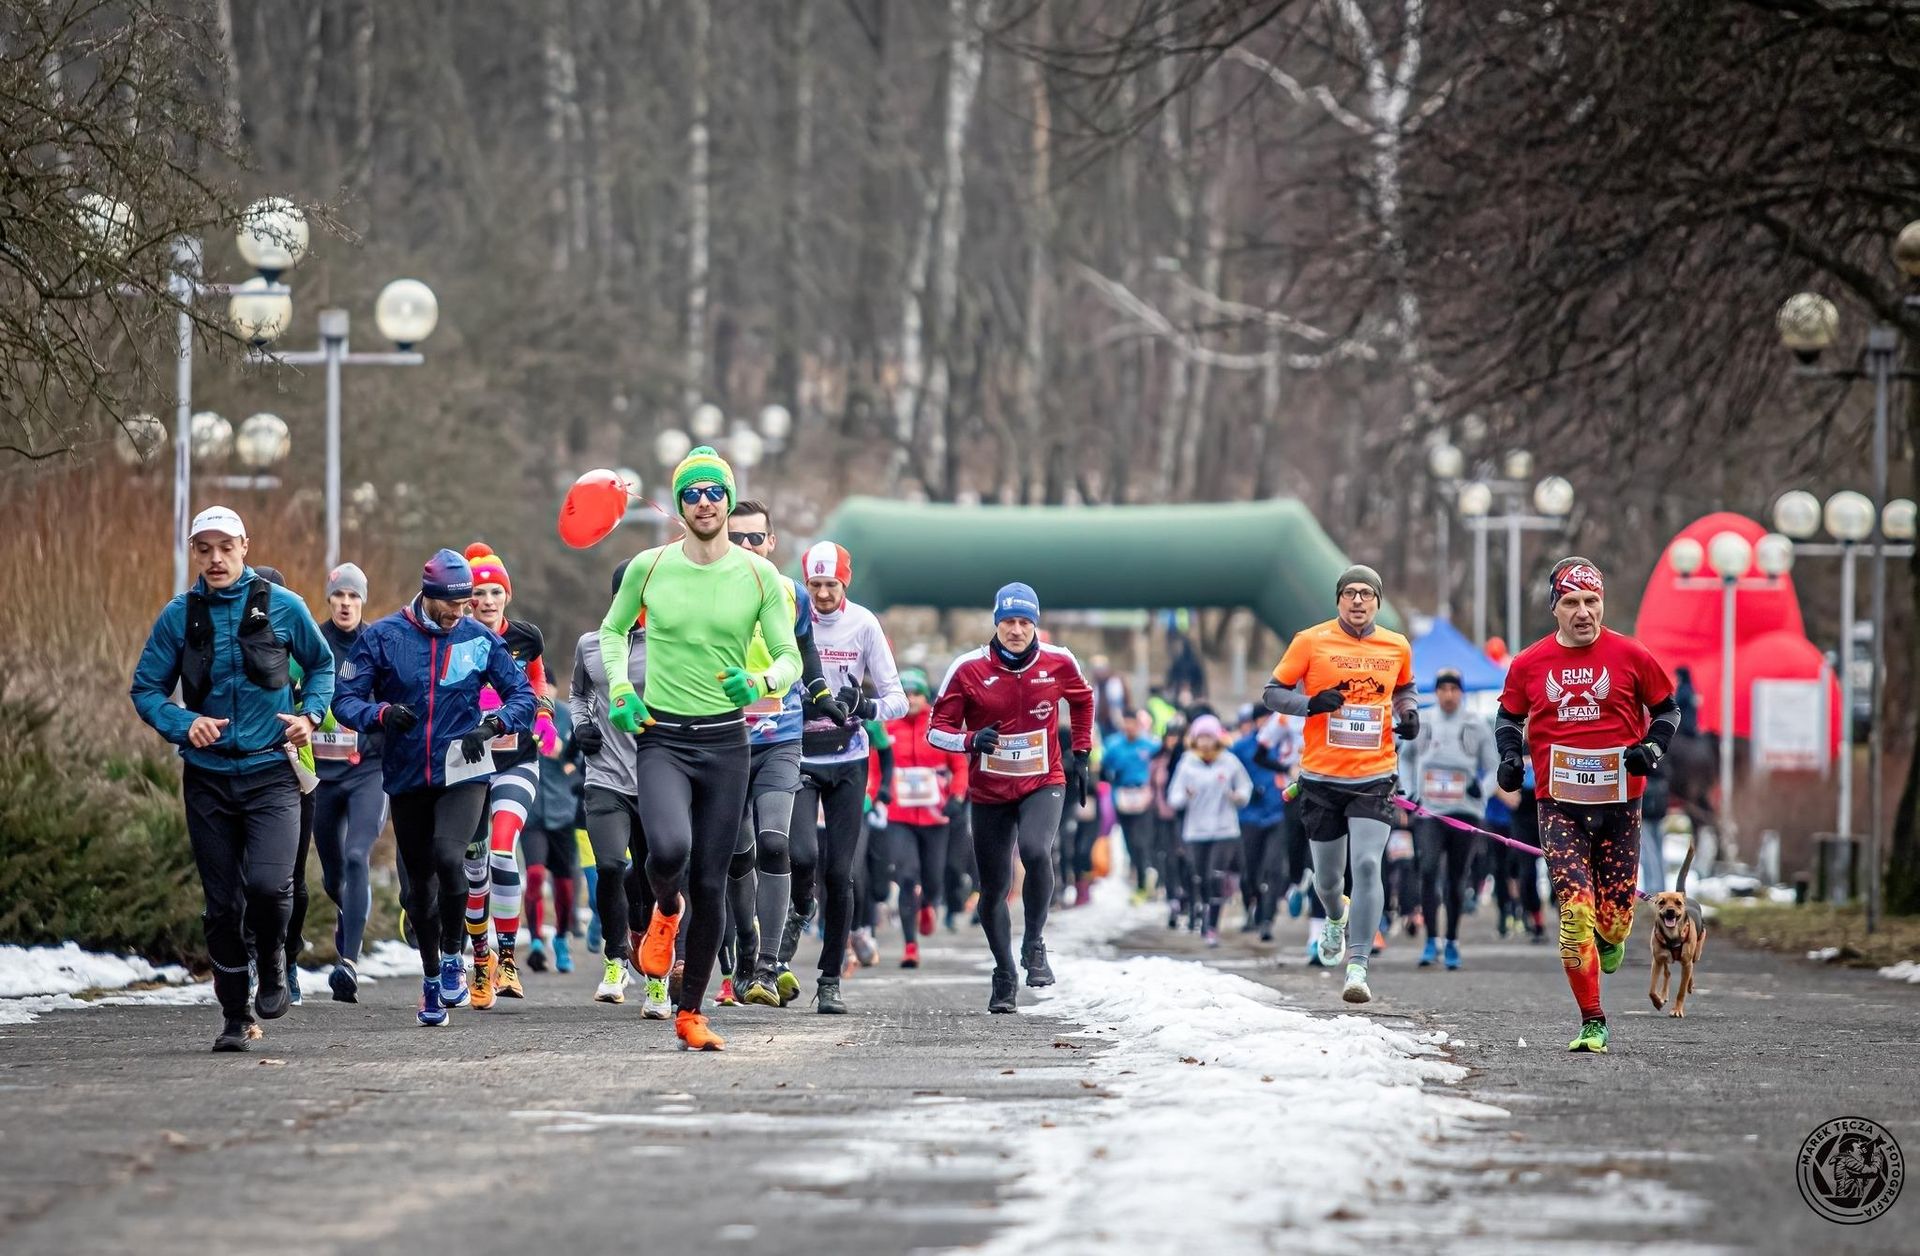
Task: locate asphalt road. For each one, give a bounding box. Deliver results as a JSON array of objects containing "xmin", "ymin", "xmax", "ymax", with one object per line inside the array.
[
  {"xmin": 2, "ymin": 896, "xmax": 1915, "ymax": 1256},
  {"xmin": 1120, "ymin": 897, "xmax": 1920, "ymax": 1256}
]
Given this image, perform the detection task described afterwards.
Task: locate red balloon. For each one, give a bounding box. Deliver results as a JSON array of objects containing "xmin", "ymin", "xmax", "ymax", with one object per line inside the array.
[{"xmin": 559, "ymin": 468, "xmax": 628, "ymax": 549}]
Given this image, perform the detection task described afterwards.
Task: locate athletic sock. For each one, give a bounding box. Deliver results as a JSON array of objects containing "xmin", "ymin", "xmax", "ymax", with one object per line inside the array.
[{"xmin": 756, "ymin": 871, "xmax": 791, "ymax": 970}]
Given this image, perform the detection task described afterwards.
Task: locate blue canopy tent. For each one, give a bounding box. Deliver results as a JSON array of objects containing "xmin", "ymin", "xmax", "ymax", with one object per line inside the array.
[{"xmin": 1410, "ymin": 617, "xmax": 1507, "ymax": 693}]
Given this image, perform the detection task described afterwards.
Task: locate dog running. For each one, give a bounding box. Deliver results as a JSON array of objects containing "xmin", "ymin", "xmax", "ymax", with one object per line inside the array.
[{"xmin": 1648, "ymin": 841, "xmax": 1706, "ymax": 1017}]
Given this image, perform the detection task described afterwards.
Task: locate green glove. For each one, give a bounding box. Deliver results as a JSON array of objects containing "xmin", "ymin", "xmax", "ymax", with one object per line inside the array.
[
  {"xmin": 319, "ymin": 708, "xmax": 340, "ymax": 734},
  {"xmin": 608, "ymin": 681, "xmax": 652, "ymax": 734},
  {"xmin": 716, "ymin": 667, "xmax": 761, "ymax": 707}
]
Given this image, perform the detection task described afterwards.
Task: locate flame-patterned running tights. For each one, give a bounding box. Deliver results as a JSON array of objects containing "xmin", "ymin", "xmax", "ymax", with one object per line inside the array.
[{"xmin": 1537, "ymin": 799, "xmax": 1640, "ymax": 1022}]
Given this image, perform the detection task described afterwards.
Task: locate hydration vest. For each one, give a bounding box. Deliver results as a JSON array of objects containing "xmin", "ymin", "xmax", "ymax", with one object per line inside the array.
[{"xmin": 180, "ymin": 577, "xmax": 291, "ymax": 712}]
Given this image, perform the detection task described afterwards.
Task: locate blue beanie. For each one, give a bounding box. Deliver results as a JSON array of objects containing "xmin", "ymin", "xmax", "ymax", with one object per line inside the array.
[
  {"xmin": 422, "ymin": 548, "xmax": 474, "ymax": 600},
  {"xmin": 993, "ymin": 582, "xmax": 1041, "ymax": 625}
]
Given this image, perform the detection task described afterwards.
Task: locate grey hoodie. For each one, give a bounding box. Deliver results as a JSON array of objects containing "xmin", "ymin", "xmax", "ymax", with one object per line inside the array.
[
  {"xmin": 570, "ymin": 629, "xmax": 647, "ymax": 798},
  {"xmin": 1402, "ymin": 702, "xmax": 1497, "ymax": 820}
]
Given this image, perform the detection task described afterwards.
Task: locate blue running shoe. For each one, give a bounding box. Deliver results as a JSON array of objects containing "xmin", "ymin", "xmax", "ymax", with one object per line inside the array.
[
  {"xmin": 439, "ymin": 954, "xmax": 469, "ymax": 1007},
  {"xmin": 418, "ymin": 977, "xmax": 448, "ymax": 1027},
  {"xmin": 586, "ymin": 918, "xmax": 603, "ymax": 953},
  {"xmin": 288, "ymin": 967, "xmax": 302, "ymax": 1006},
  {"xmin": 553, "ymin": 935, "xmax": 574, "ymax": 974},
  {"xmin": 1444, "ymin": 939, "xmax": 1462, "ymax": 970},
  {"xmin": 1305, "ymin": 936, "xmax": 1324, "ymax": 967},
  {"xmin": 1287, "ymin": 885, "xmax": 1306, "ymax": 919},
  {"xmin": 1419, "ymin": 938, "xmax": 1439, "ymax": 967}
]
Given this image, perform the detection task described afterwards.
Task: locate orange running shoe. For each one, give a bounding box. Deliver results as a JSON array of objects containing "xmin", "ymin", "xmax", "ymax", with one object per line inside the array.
[
  {"xmin": 470, "ymin": 952, "xmax": 497, "ymax": 1010},
  {"xmin": 639, "ymin": 910, "xmax": 681, "ymax": 979},
  {"xmin": 675, "ymin": 1010, "xmax": 725, "ymax": 1051}
]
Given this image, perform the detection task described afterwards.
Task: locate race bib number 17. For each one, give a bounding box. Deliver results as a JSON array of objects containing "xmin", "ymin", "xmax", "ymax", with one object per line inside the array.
[{"xmin": 983, "ymin": 729, "xmax": 1049, "ymax": 777}]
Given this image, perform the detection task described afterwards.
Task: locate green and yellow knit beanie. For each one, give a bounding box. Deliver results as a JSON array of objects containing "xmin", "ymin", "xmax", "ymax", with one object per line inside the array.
[{"xmin": 672, "ymin": 445, "xmax": 736, "ymax": 511}]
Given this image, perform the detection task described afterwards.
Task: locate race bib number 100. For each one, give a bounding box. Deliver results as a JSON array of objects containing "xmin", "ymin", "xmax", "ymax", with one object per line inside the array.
[
  {"xmin": 1548, "ymin": 745, "xmax": 1627, "ymax": 805},
  {"xmin": 1327, "ymin": 705, "xmax": 1384, "ymax": 751},
  {"xmin": 983, "ymin": 729, "xmax": 1049, "ymax": 777}
]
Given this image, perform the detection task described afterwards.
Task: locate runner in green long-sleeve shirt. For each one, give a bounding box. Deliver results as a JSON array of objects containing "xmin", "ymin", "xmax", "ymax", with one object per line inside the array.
[{"xmin": 595, "ymin": 445, "xmax": 800, "ymax": 1050}]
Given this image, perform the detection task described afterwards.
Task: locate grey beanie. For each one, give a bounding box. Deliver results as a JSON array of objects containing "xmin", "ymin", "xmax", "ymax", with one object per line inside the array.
[
  {"xmin": 327, "ymin": 562, "xmax": 369, "ymax": 600},
  {"xmin": 1336, "ymin": 564, "xmax": 1383, "ymax": 601}
]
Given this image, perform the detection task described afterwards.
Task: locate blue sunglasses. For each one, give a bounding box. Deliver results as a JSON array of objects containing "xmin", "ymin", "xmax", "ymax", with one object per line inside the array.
[{"xmin": 679, "ymin": 484, "xmax": 728, "ymax": 505}]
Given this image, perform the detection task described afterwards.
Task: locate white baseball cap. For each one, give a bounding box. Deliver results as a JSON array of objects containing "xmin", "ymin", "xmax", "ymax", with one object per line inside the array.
[{"xmin": 189, "ymin": 506, "xmax": 247, "ymax": 539}]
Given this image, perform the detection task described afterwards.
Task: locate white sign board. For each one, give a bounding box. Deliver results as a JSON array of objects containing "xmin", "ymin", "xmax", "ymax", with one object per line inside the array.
[{"xmin": 1751, "ymin": 678, "xmax": 1829, "ymax": 774}]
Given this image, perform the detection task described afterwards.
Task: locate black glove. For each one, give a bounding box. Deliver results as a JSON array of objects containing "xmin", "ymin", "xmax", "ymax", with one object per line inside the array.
[
  {"xmin": 1306, "ymin": 688, "xmax": 1345, "ymax": 716},
  {"xmin": 837, "ymin": 682, "xmax": 877, "ymax": 722},
  {"xmin": 381, "ymin": 703, "xmax": 419, "ymax": 735},
  {"xmin": 1624, "ymin": 739, "xmax": 1662, "ymax": 777},
  {"xmin": 1497, "ymin": 753, "xmax": 1525, "ymax": 793},
  {"xmin": 460, "ymin": 715, "xmax": 506, "ymax": 764},
  {"xmin": 968, "ymin": 724, "xmax": 1002, "ymax": 755},
  {"xmin": 943, "ymin": 795, "xmax": 966, "ymax": 820},
  {"xmin": 1068, "ymin": 749, "xmax": 1091, "ymax": 807},
  {"xmin": 809, "ymin": 681, "xmax": 851, "ymax": 726},
  {"xmin": 1394, "ymin": 709, "xmax": 1420, "ymax": 742},
  {"xmin": 1466, "ymin": 777, "xmax": 1484, "ymax": 800},
  {"xmin": 573, "ymin": 721, "xmax": 604, "ymax": 756},
  {"xmin": 876, "ymin": 781, "xmax": 893, "ymax": 805}
]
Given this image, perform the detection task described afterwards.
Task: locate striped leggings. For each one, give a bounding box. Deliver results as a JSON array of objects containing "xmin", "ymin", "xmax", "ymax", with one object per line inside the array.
[{"xmin": 465, "ymin": 760, "xmax": 539, "ymax": 952}]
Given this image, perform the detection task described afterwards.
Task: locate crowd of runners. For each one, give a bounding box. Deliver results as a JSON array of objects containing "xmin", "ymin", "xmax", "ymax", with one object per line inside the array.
[{"xmin": 131, "ymin": 445, "xmax": 1679, "ymax": 1056}]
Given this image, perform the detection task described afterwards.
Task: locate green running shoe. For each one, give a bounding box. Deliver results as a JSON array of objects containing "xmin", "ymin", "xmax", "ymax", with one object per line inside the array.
[
  {"xmin": 641, "ymin": 976, "xmax": 671, "ymax": 1020},
  {"xmin": 1567, "ymin": 1018, "xmax": 1610, "ymax": 1053},
  {"xmin": 775, "ymin": 966, "xmax": 801, "ymax": 1007},
  {"xmin": 1596, "ymin": 936, "xmax": 1625, "ymax": 974},
  {"xmin": 1320, "ymin": 909, "xmax": 1349, "ymax": 967}
]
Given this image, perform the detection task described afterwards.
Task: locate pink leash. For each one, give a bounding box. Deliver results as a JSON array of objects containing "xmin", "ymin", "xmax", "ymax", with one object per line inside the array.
[
  {"xmin": 1390, "ymin": 797, "xmax": 1654, "ymax": 902},
  {"xmin": 1392, "ymin": 796, "xmax": 1544, "ymax": 855}
]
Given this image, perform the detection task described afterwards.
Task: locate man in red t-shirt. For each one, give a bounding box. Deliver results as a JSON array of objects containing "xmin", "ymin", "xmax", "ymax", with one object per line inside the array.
[{"xmin": 1496, "ymin": 557, "xmax": 1681, "ymax": 1054}]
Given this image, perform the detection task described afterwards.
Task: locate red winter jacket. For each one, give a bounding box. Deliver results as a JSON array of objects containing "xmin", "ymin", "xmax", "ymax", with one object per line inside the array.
[
  {"xmin": 867, "ymin": 707, "xmax": 969, "ymax": 826},
  {"xmin": 929, "ymin": 642, "xmax": 1095, "ymax": 806}
]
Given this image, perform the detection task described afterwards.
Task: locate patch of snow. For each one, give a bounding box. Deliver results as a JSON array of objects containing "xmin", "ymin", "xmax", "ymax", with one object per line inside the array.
[
  {"xmin": 1879, "ymin": 960, "xmax": 1920, "ymax": 985},
  {"xmin": 0, "ymin": 941, "xmax": 193, "ymax": 999},
  {"xmin": 1807, "ymin": 946, "xmax": 1842, "ymax": 963},
  {"xmin": 968, "ymin": 881, "xmax": 1506, "ymax": 1252},
  {"xmin": 0, "ymin": 937, "xmax": 420, "ymax": 1026}
]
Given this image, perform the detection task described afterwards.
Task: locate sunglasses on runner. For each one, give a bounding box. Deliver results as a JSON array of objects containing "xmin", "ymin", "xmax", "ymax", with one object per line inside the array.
[
  {"xmin": 728, "ymin": 531, "xmax": 769, "ymax": 546},
  {"xmin": 1339, "ymin": 587, "xmax": 1378, "ymax": 602},
  {"xmin": 679, "ymin": 485, "xmax": 728, "ymax": 505}
]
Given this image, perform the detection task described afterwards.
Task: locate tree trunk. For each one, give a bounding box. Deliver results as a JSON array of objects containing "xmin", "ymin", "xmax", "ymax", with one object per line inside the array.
[
  {"xmin": 1887, "ymin": 337, "xmax": 1920, "ymax": 914},
  {"xmin": 212, "ymin": 0, "xmax": 243, "ymax": 149},
  {"xmin": 683, "ymin": 0, "xmax": 712, "ymax": 412},
  {"xmin": 582, "ymin": 2, "xmax": 618, "ymax": 299},
  {"xmin": 1251, "ymin": 316, "xmax": 1283, "ymax": 500},
  {"xmin": 1016, "ymin": 5, "xmax": 1053, "ymax": 506},
  {"xmin": 846, "ymin": 0, "xmax": 890, "ymax": 427},
  {"xmin": 1152, "ymin": 43, "xmax": 1193, "ymax": 501},
  {"xmin": 346, "ymin": 0, "xmax": 376, "ymax": 198},
  {"xmin": 772, "ymin": 0, "xmax": 814, "ymax": 420},
  {"xmin": 890, "ymin": 0, "xmax": 990, "ymax": 492},
  {"xmin": 542, "ymin": 6, "xmax": 573, "ymax": 274}
]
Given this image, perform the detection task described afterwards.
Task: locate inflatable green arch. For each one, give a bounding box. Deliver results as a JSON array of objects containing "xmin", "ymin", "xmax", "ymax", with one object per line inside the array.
[{"xmin": 807, "ymin": 497, "xmax": 1392, "ymax": 637}]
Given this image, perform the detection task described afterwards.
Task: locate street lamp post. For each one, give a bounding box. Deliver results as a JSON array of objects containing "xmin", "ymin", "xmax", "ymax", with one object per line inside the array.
[
  {"xmin": 1457, "ymin": 481, "xmax": 1494, "ymax": 643},
  {"xmin": 1455, "ymin": 460, "xmax": 1573, "ymax": 646},
  {"xmin": 1427, "ymin": 440, "xmax": 1466, "ymax": 620},
  {"xmin": 245, "ymin": 280, "xmax": 437, "ymax": 574},
  {"xmin": 1771, "ymin": 489, "xmax": 1917, "ymax": 923},
  {"xmin": 1776, "ymin": 224, "xmax": 1920, "ymax": 929}
]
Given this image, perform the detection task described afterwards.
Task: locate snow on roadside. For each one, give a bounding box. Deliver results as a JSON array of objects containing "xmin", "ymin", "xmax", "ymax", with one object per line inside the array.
[
  {"xmin": 1879, "ymin": 959, "xmax": 1920, "ymax": 984},
  {"xmin": 971, "ymin": 883, "xmax": 1505, "ymax": 1253},
  {"xmin": 0, "ymin": 939, "xmax": 418, "ymax": 1025}
]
